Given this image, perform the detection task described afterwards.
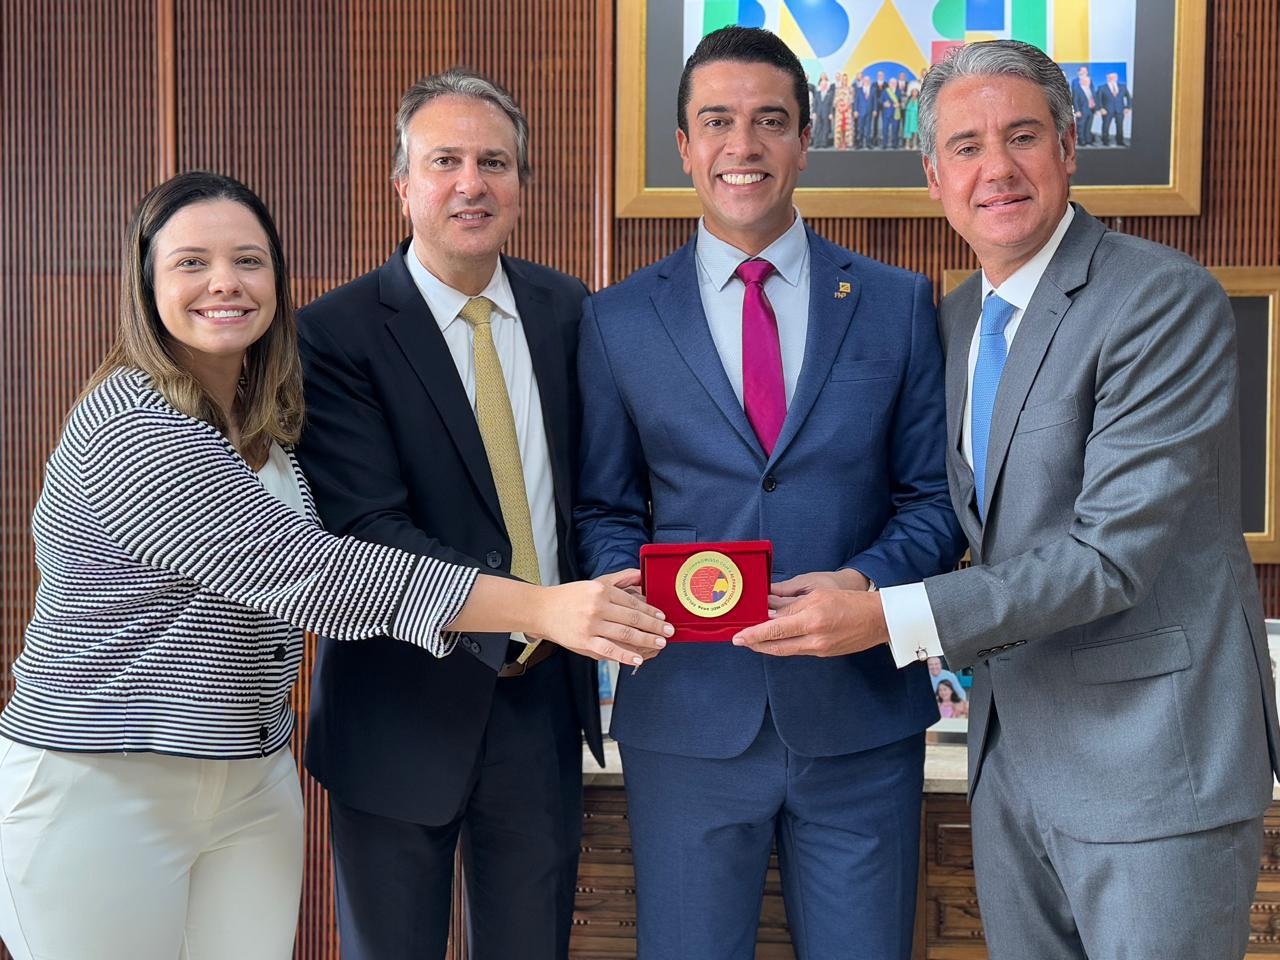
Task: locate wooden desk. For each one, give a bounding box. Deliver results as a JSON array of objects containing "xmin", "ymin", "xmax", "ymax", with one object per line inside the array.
[{"xmin": 567, "ymin": 743, "xmax": 1280, "ymax": 959}]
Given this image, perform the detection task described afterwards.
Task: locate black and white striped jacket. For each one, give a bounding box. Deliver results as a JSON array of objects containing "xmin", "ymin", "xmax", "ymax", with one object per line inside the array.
[{"xmin": 1, "ymin": 368, "xmax": 477, "ymax": 759}]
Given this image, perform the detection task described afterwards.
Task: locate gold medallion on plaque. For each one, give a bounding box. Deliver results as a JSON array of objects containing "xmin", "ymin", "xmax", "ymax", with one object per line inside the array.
[{"xmin": 674, "ymin": 551, "xmax": 743, "ymax": 618}]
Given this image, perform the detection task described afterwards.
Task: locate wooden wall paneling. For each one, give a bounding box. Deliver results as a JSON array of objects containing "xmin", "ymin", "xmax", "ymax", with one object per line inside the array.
[
  {"xmin": 174, "ymin": 0, "xmax": 350, "ymax": 288},
  {"xmin": 347, "ymin": 0, "xmax": 459, "ymax": 278},
  {"xmin": 591, "ymin": 0, "xmax": 615, "ymax": 291},
  {"xmin": 453, "ymin": 0, "xmax": 607, "ymax": 286}
]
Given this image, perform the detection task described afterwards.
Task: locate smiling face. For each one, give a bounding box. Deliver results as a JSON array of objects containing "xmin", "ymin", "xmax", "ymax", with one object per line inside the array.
[
  {"xmin": 151, "ymin": 199, "xmax": 276, "ymax": 367},
  {"xmin": 676, "ymin": 60, "xmax": 810, "ymax": 256},
  {"xmin": 922, "ymin": 74, "xmax": 1075, "ymax": 286},
  {"xmin": 394, "ymin": 94, "xmax": 523, "ymax": 294}
]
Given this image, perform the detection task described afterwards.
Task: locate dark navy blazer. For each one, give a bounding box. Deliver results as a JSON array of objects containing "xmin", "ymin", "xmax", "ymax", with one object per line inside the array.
[
  {"xmin": 575, "ymin": 228, "xmax": 965, "ymax": 760},
  {"xmin": 296, "ymin": 243, "xmax": 602, "ymax": 825}
]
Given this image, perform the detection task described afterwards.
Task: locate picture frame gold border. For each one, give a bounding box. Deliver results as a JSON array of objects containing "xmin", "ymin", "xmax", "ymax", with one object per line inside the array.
[{"xmin": 615, "ymin": 0, "xmax": 1206, "ymax": 219}]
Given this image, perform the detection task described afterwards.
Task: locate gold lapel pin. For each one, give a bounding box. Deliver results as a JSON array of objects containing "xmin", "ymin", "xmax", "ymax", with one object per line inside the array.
[{"xmin": 834, "ymin": 281, "xmax": 851, "ymax": 300}]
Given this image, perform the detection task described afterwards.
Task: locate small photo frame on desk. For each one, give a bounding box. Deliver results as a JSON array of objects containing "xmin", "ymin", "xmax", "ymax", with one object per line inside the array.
[{"xmin": 927, "ymin": 655, "xmax": 971, "ymax": 743}]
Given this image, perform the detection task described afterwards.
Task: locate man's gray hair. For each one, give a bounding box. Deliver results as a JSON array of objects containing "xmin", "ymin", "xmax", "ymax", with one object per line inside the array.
[
  {"xmin": 918, "ymin": 40, "xmax": 1074, "ymax": 163},
  {"xmin": 391, "ymin": 68, "xmax": 532, "ymax": 183}
]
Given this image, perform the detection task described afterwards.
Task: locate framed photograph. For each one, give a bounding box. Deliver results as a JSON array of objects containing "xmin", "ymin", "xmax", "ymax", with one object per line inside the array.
[
  {"xmin": 942, "ymin": 267, "xmax": 1280, "ymax": 563},
  {"xmin": 616, "ymin": 0, "xmax": 1206, "ymax": 218},
  {"xmin": 927, "ymin": 655, "xmax": 971, "ymax": 740}
]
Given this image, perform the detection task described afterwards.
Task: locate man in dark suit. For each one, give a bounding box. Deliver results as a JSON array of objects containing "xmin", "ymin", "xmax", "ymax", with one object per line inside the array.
[
  {"xmin": 739, "ymin": 40, "xmax": 1279, "ymax": 960},
  {"xmin": 575, "ymin": 26, "xmax": 963, "ymax": 960},
  {"xmin": 855, "ymin": 72, "xmax": 876, "ymax": 147},
  {"xmin": 295, "ymin": 69, "xmax": 657, "ymax": 960},
  {"xmin": 872, "ymin": 68, "xmax": 887, "ymax": 145},
  {"xmin": 1071, "ymin": 65, "xmax": 1096, "ymax": 145},
  {"xmin": 1097, "ymin": 71, "xmax": 1132, "ymax": 145},
  {"xmin": 808, "ymin": 72, "xmax": 834, "ymax": 148}
]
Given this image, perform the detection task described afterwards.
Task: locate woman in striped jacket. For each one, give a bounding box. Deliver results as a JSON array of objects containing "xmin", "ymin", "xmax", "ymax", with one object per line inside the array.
[{"xmin": 0, "ymin": 172, "xmax": 670, "ymax": 960}]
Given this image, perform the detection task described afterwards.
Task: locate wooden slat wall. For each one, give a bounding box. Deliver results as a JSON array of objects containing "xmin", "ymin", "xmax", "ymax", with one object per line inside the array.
[{"xmin": 0, "ymin": 2, "xmax": 1276, "ymax": 958}]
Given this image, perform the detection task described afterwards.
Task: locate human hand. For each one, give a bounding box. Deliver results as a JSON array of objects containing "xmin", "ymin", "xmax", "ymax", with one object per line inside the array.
[
  {"xmin": 733, "ymin": 588, "xmax": 888, "ymax": 658},
  {"xmin": 533, "ymin": 569, "xmax": 671, "ymax": 666},
  {"xmin": 770, "ymin": 568, "xmax": 869, "ymax": 604}
]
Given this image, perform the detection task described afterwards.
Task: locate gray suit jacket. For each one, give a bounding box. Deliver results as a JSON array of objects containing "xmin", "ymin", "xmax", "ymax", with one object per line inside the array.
[{"xmin": 927, "ymin": 204, "xmax": 1280, "ymax": 843}]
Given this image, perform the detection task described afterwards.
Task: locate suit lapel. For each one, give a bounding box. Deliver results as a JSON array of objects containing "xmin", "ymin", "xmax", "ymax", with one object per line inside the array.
[
  {"xmin": 506, "ymin": 257, "xmax": 574, "ymax": 544},
  {"xmin": 768, "ymin": 230, "xmax": 859, "ymax": 466},
  {"xmin": 380, "ymin": 244, "xmax": 505, "ymax": 530},
  {"xmin": 980, "ymin": 206, "xmax": 1105, "ymax": 524},
  {"xmin": 651, "ymin": 241, "xmax": 761, "ymax": 456}
]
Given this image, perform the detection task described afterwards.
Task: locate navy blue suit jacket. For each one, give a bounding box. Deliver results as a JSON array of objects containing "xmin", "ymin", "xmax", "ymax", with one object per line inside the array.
[
  {"xmin": 575, "ymin": 229, "xmax": 964, "ymax": 759},
  {"xmin": 1097, "ymin": 82, "xmax": 1131, "ymax": 114}
]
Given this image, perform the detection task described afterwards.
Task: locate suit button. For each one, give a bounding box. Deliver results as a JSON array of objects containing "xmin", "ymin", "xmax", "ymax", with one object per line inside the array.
[
  {"xmin": 485, "ymin": 550, "xmax": 502, "ymax": 568},
  {"xmin": 1014, "ymin": 640, "xmax": 1027, "ymax": 647},
  {"xmin": 258, "ymin": 725, "xmax": 269, "ymax": 740},
  {"xmin": 273, "ymin": 644, "xmax": 286, "ymax": 662},
  {"xmin": 463, "ymin": 635, "xmax": 480, "ymax": 653},
  {"xmin": 977, "ymin": 648, "xmax": 989, "ymax": 658},
  {"xmin": 762, "ymin": 474, "xmax": 778, "ymax": 492}
]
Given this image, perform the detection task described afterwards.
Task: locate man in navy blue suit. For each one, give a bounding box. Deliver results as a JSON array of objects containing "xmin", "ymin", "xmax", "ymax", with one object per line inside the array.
[
  {"xmin": 1097, "ymin": 72, "xmax": 1132, "ymax": 145},
  {"xmin": 1071, "ymin": 65, "xmax": 1096, "ymax": 146},
  {"xmin": 575, "ymin": 26, "xmax": 964, "ymax": 960}
]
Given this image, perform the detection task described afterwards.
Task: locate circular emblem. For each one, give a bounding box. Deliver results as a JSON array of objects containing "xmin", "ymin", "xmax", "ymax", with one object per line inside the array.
[{"xmin": 674, "ymin": 551, "xmax": 743, "ymax": 618}]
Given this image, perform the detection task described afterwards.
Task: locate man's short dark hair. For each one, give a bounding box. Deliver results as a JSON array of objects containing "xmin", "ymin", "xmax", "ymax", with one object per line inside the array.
[{"xmin": 676, "ymin": 26, "xmax": 811, "ymax": 136}]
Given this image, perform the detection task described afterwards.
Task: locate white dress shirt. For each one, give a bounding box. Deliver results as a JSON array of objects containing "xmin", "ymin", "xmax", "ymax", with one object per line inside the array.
[
  {"xmin": 257, "ymin": 443, "xmax": 306, "ymax": 517},
  {"xmin": 882, "ymin": 205, "xmax": 1075, "ymax": 666},
  {"xmin": 694, "ymin": 212, "xmax": 811, "ymax": 407},
  {"xmin": 404, "ymin": 249, "xmax": 560, "ymax": 590}
]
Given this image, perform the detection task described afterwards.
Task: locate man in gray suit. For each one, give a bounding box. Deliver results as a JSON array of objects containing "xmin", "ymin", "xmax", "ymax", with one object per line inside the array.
[{"xmin": 735, "ymin": 39, "xmax": 1280, "ymax": 959}]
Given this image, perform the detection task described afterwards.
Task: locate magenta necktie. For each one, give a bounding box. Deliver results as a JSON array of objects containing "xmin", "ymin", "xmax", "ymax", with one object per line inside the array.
[{"xmin": 736, "ymin": 258, "xmax": 786, "ymax": 455}]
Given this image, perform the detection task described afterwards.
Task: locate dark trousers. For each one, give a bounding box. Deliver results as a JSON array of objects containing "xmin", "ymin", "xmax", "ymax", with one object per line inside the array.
[
  {"xmin": 328, "ymin": 656, "xmax": 583, "ymax": 960},
  {"xmin": 620, "ymin": 712, "xmax": 924, "ymax": 960},
  {"xmin": 1100, "ymin": 108, "xmax": 1126, "ymax": 145},
  {"xmin": 881, "ymin": 114, "xmax": 901, "ymax": 149},
  {"xmin": 856, "ymin": 110, "xmax": 875, "ymax": 148},
  {"xmin": 813, "ymin": 113, "xmax": 831, "ymax": 149},
  {"xmin": 1076, "ymin": 108, "xmax": 1094, "ymax": 144}
]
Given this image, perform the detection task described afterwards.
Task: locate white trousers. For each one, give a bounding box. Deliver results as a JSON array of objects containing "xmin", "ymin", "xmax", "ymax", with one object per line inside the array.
[{"xmin": 0, "ymin": 737, "xmax": 303, "ymax": 960}]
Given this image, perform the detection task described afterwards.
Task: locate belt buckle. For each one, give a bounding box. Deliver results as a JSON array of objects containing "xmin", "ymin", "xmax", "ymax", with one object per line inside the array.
[{"xmin": 498, "ymin": 659, "xmax": 527, "ymax": 679}]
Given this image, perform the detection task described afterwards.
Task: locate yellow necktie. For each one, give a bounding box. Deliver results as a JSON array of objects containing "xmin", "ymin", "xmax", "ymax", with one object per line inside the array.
[{"xmin": 459, "ymin": 296, "xmax": 542, "ymax": 663}]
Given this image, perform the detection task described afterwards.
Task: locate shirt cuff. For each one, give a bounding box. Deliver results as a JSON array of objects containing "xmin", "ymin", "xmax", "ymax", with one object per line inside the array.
[{"xmin": 881, "ymin": 582, "xmax": 945, "ymax": 668}]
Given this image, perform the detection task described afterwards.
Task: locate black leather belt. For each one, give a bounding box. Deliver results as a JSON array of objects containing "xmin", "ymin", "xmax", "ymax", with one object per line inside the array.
[{"xmin": 497, "ymin": 639, "xmax": 557, "ymax": 678}]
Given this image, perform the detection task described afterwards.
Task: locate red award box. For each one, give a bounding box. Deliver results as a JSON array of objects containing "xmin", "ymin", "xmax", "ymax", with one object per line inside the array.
[{"xmin": 638, "ymin": 540, "xmax": 772, "ymax": 642}]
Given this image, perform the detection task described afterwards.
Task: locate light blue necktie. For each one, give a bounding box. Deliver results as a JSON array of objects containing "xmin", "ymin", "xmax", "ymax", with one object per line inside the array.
[{"xmin": 971, "ymin": 292, "xmax": 1017, "ymax": 521}]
